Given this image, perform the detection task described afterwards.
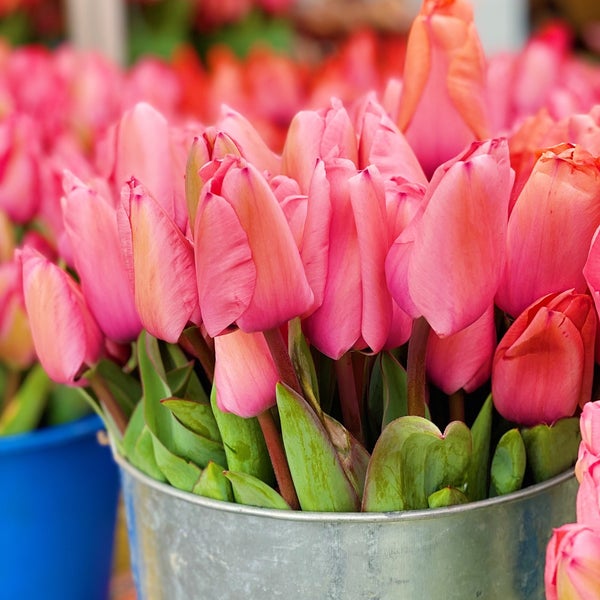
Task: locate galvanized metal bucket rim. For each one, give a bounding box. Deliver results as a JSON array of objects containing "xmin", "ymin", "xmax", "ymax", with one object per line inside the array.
[{"xmin": 113, "ymin": 448, "xmax": 575, "ymax": 523}]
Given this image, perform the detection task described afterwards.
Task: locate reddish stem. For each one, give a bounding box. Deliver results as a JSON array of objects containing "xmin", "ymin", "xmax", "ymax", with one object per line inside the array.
[
  {"xmin": 407, "ymin": 317, "xmax": 429, "ymax": 418},
  {"xmin": 88, "ymin": 372, "xmax": 128, "ymax": 435},
  {"xmin": 263, "ymin": 327, "xmax": 302, "ymax": 395},
  {"xmin": 257, "ymin": 409, "xmax": 300, "ymax": 510},
  {"xmin": 334, "ymin": 353, "xmax": 364, "ymax": 444},
  {"xmin": 178, "ymin": 326, "xmax": 215, "ymax": 383},
  {"xmin": 449, "ymin": 390, "xmax": 465, "ymax": 423}
]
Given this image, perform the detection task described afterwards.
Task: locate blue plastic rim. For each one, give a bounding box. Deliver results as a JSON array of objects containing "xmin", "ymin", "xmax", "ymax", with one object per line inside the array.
[{"xmin": 0, "ymin": 414, "xmax": 121, "ymax": 600}]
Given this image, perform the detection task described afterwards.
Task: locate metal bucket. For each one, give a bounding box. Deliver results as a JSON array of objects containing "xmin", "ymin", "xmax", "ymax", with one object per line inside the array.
[{"xmin": 116, "ymin": 452, "xmax": 577, "ymax": 600}]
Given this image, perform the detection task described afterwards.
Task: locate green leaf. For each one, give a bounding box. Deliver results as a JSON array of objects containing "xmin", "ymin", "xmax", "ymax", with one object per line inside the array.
[
  {"xmin": 192, "ymin": 462, "xmax": 233, "ymax": 502},
  {"xmin": 152, "ymin": 436, "xmax": 203, "ymax": 492},
  {"xmin": 490, "ymin": 428, "xmax": 526, "ymax": 497},
  {"xmin": 465, "ymin": 394, "xmax": 493, "ymax": 501},
  {"xmin": 165, "ymin": 363, "xmax": 194, "ymax": 399},
  {"xmin": 288, "ymin": 317, "xmax": 321, "ymax": 413},
  {"xmin": 0, "ymin": 363, "xmax": 52, "ymax": 435},
  {"xmin": 162, "ymin": 397, "xmax": 221, "ymax": 442},
  {"xmin": 380, "ymin": 351, "xmax": 408, "ymax": 428},
  {"xmin": 45, "ymin": 384, "xmax": 92, "ymax": 426},
  {"xmin": 210, "ymin": 386, "xmax": 274, "ymax": 485},
  {"xmin": 521, "ymin": 417, "xmax": 580, "ymax": 483},
  {"xmin": 224, "ymin": 471, "xmax": 291, "ymax": 510},
  {"xmin": 362, "ymin": 417, "xmax": 472, "ymax": 511},
  {"xmin": 276, "ymin": 383, "xmax": 360, "ymax": 512},
  {"xmin": 428, "ymin": 487, "xmax": 469, "ymax": 508},
  {"xmin": 92, "ymin": 358, "xmax": 140, "ymax": 418}
]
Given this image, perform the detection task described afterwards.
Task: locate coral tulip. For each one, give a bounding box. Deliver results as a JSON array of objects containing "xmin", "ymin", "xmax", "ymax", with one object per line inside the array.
[
  {"xmin": 545, "ymin": 523, "xmax": 600, "ymax": 600},
  {"xmin": 194, "ymin": 155, "xmax": 313, "ymax": 337},
  {"xmin": 120, "ymin": 178, "xmax": 198, "ymax": 344},
  {"xmin": 386, "ymin": 138, "xmax": 512, "ymax": 337},
  {"xmin": 62, "ymin": 172, "xmax": 142, "ymax": 343},
  {"xmin": 19, "ymin": 246, "xmax": 104, "ymax": 384},
  {"xmin": 492, "ymin": 290, "xmax": 596, "ymax": 426},
  {"xmin": 213, "ymin": 328, "xmax": 279, "ymax": 418},
  {"xmin": 497, "ymin": 144, "xmax": 600, "ymax": 318},
  {"xmin": 396, "ymin": 0, "xmax": 489, "ymax": 176}
]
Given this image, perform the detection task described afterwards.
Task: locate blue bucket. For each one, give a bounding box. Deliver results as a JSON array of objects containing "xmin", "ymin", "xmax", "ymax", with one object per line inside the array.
[{"xmin": 0, "ymin": 414, "xmax": 120, "ymax": 600}]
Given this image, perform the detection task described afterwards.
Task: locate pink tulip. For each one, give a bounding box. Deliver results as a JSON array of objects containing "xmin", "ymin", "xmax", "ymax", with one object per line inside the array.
[
  {"xmin": 195, "ymin": 155, "xmax": 313, "ymax": 337},
  {"xmin": 386, "ymin": 138, "xmax": 513, "ymax": 337},
  {"xmin": 0, "ymin": 114, "xmax": 42, "ymax": 223},
  {"xmin": 545, "ymin": 523, "xmax": 600, "ymax": 600},
  {"xmin": 396, "ymin": 0, "xmax": 489, "ymax": 176},
  {"xmin": 492, "ymin": 290, "xmax": 596, "ymax": 426},
  {"xmin": 120, "ymin": 178, "xmax": 198, "ymax": 344},
  {"xmin": 576, "ymin": 401, "xmax": 600, "ymax": 483},
  {"xmin": 62, "ymin": 172, "xmax": 142, "ymax": 343},
  {"xmin": 427, "ymin": 304, "xmax": 495, "ymax": 395},
  {"xmin": 577, "ymin": 459, "xmax": 600, "ymax": 530},
  {"xmin": 19, "ymin": 246, "xmax": 104, "ymax": 384},
  {"xmin": 0, "ymin": 259, "xmax": 35, "ymax": 370},
  {"xmin": 497, "ymin": 144, "xmax": 600, "ymax": 318},
  {"xmin": 281, "ymin": 99, "xmax": 358, "ymax": 194},
  {"xmin": 213, "ymin": 328, "xmax": 279, "ymax": 418}
]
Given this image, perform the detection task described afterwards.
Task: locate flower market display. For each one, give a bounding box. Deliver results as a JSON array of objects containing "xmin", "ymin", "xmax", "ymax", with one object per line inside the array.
[{"xmin": 4, "ymin": 0, "xmax": 600, "ymax": 597}]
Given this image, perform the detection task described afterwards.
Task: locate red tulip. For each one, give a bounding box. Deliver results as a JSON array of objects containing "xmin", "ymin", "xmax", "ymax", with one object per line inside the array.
[
  {"xmin": 427, "ymin": 304, "xmax": 495, "ymax": 395},
  {"xmin": 213, "ymin": 328, "xmax": 279, "ymax": 418},
  {"xmin": 386, "ymin": 138, "xmax": 512, "ymax": 337},
  {"xmin": 497, "ymin": 144, "xmax": 600, "ymax": 318},
  {"xmin": 396, "ymin": 0, "xmax": 489, "ymax": 176},
  {"xmin": 19, "ymin": 246, "xmax": 104, "ymax": 384},
  {"xmin": 492, "ymin": 290, "xmax": 596, "ymax": 426},
  {"xmin": 545, "ymin": 523, "xmax": 600, "ymax": 600},
  {"xmin": 120, "ymin": 178, "xmax": 198, "ymax": 344},
  {"xmin": 62, "ymin": 172, "xmax": 142, "ymax": 343},
  {"xmin": 194, "ymin": 155, "xmax": 313, "ymax": 337}
]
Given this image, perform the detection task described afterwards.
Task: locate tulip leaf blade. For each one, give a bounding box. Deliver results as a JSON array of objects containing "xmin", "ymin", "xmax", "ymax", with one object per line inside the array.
[
  {"xmin": 93, "ymin": 357, "xmax": 141, "ymax": 417},
  {"xmin": 276, "ymin": 382, "xmax": 360, "ymax": 512},
  {"xmin": 490, "ymin": 428, "xmax": 526, "ymax": 497},
  {"xmin": 380, "ymin": 350, "xmax": 408, "ymax": 428},
  {"xmin": 162, "ymin": 397, "xmax": 221, "ymax": 442},
  {"xmin": 224, "ymin": 470, "xmax": 291, "ymax": 510},
  {"xmin": 465, "ymin": 394, "xmax": 493, "ymax": 501},
  {"xmin": 192, "ymin": 462, "xmax": 233, "ymax": 502},
  {"xmin": 428, "ymin": 486, "xmax": 469, "ymax": 509},
  {"xmin": 362, "ymin": 417, "xmax": 472, "ymax": 512},
  {"xmin": 210, "ymin": 385, "xmax": 275, "ymax": 485},
  {"xmin": 152, "ymin": 435, "xmax": 203, "ymax": 492},
  {"xmin": 521, "ymin": 417, "xmax": 581, "ymax": 483}
]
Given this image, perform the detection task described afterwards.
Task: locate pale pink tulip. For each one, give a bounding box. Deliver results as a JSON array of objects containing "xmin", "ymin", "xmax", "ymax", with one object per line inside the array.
[
  {"xmin": 545, "ymin": 523, "xmax": 600, "ymax": 600},
  {"xmin": 577, "ymin": 459, "xmax": 600, "ymax": 530},
  {"xmin": 386, "ymin": 138, "xmax": 513, "ymax": 337},
  {"xmin": 492, "ymin": 290, "xmax": 596, "ymax": 426},
  {"xmin": 576, "ymin": 401, "xmax": 600, "ymax": 483},
  {"xmin": 62, "ymin": 172, "xmax": 142, "ymax": 343},
  {"xmin": 19, "ymin": 246, "xmax": 104, "ymax": 384},
  {"xmin": 120, "ymin": 178, "xmax": 198, "ymax": 344},
  {"xmin": 396, "ymin": 0, "xmax": 489, "ymax": 176},
  {"xmin": 427, "ymin": 304, "xmax": 495, "ymax": 395},
  {"xmin": 213, "ymin": 328, "xmax": 279, "ymax": 418},
  {"xmin": 194, "ymin": 155, "xmax": 313, "ymax": 337},
  {"xmin": 497, "ymin": 144, "xmax": 600, "ymax": 318}
]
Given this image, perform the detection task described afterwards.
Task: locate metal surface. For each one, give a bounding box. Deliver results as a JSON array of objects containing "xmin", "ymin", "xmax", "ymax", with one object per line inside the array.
[{"xmin": 116, "ymin": 452, "xmax": 577, "ymax": 600}]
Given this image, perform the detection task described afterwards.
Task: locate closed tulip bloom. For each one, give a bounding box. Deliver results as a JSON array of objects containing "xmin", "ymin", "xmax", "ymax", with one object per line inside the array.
[
  {"xmin": 497, "ymin": 144, "xmax": 600, "ymax": 318},
  {"xmin": 492, "ymin": 290, "xmax": 596, "ymax": 427},
  {"xmin": 396, "ymin": 0, "xmax": 489, "ymax": 176},
  {"xmin": 19, "ymin": 246, "xmax": 104, "ymax": 384},
  {"xmin": 195, "ymin": 155, "xmax": 313, "ymax": 337},
  {"xmin": 62, "ymin": 172, "xmax": 142, "ymax": 343},
  {"xmin": 576, "ymin": 459, "xmax": 600, "ymax": 529},
  {"xmin": 386, "ymin": 138, "xmax": 512, "ymax": 337},
  {"xmin": 427, "ymin": 304, "xmax": 495, "ymax": 395},
  {"xmin": 576, "ymin": 401, "xmax": 600, "ymax": 482},
  {"xmin": 213, "ymin": 329, "xmax": 279, "ymax": 418},
  {"xmin": 121, "ymin": 178, "xmax": 198, "ymax": 344},
  {"xmin": 545, "ymin": 523, "xmax": 600, "ymax": 600}
]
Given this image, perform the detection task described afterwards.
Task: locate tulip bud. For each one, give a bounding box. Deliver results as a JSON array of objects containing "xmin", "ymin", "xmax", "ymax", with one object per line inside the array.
[{"xmin": 492, "ymin": 290, "xmax": 596, "ymax": 426}]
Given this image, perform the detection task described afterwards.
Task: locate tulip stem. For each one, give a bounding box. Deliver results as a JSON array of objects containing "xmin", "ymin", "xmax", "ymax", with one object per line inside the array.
[
  {"xmin": 449, "ymin": 390, "xmax": 465, "ymax": 423},
  {"xmin": 335, "ymin": 353, "xmax": 364, "ymax": 444},
  {"xmin": 407, "ymin": 317, "xmax": 429, "ymax": 418},
  {"xmin": 178, "ymin": 325, "xmax": 215, "ymax": 383},
  {"xmin": 88, "ymin": 372, "xmax": 128, "ymax": 435},
  {"xmin": 257, "ymin": 409, "xmax": 300, "ymax": 510},
  {"xmin": 263, "ymin": 327, "xmax": 302, "ymax": 396}
]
